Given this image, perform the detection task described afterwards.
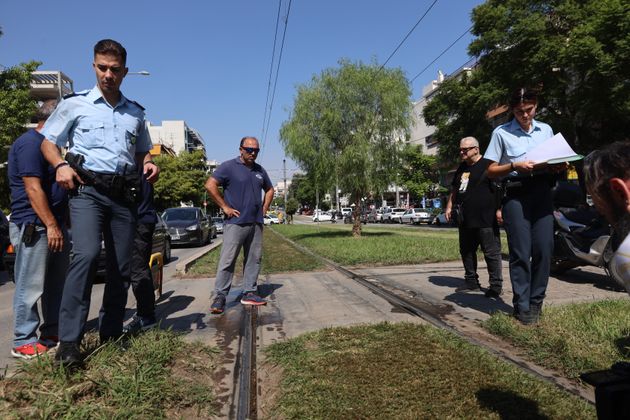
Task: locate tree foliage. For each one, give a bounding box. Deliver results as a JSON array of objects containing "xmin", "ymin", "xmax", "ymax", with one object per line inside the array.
[
  {"xmin": 424, "ymin": 0, "xmax": 630, "ymax": 166},
  {"xmin": 0, "ymin": 60, "xmax": 40, "ymax": 210},
  {"xmin": 153, "ymin": 151, "xmax": 208, "ymax": 211},
  {"xmin": 399, "ymin": 145, "xmax": 440, "ymax": 202},
  {"xmin": 280, "ymin": 60, "xmax": 412, "ymax": 236},
  {"xmin": 288, "ymin": 173, "xmax": 317, "ymax": 209}
]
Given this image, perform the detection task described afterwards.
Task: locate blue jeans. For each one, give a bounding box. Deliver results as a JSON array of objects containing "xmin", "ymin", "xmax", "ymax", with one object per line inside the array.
[
  {"xmin": 214, "ymin": 223, "xmax": 263, "ymax": 297},
  {"xmin": 10, "ymin": 222, "xmax": 69, "ymax": 347}
]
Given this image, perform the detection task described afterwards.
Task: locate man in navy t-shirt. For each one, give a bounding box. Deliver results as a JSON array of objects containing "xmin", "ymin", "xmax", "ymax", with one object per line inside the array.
[
  {"xmin": 205, "ymin": 136, "xmax": 274, "ymax": 314},
  {"xmin": 8, "ymin": 99, "xmax": 69, "ymax": 359}
]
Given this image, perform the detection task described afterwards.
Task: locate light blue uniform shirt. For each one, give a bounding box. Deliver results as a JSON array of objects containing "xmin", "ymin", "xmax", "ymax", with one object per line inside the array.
[
  {"xmin": 42, "ymin": 85, "xmax": 152, "ymax": 174},
  {"xmin": 484, "ymin": 118, "xmax": 554, "ymax": 177}
]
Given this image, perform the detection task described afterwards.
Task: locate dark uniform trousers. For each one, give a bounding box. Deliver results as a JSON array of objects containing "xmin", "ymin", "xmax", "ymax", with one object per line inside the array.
[
  {"xmin": 458, "ymin": 226, "xmax": 503, "ymax": 288},
  {"xmin": 129, "ymin": 222, "xmax": 156, "ymax": 318},
  {"xmin": 502, "ymin": 179, "xmax": 554, "ymax": 314},
  {"xmin": 58, "ymin": 185, "xmax": 136, "ymax": 342}
]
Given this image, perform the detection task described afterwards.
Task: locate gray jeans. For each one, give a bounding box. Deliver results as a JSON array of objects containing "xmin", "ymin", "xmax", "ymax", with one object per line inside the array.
[{"xmin": 214, "ymin": 223, "xmax": 263, "ymax": 297}]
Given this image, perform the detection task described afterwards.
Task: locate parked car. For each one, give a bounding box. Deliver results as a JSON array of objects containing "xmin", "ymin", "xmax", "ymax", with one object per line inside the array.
[
  {"xmin": 264, "ymin": 214, "xmax": 280, "ymax": 225},
  {"xmin": 367, "ymin": 209, "xmax": 383, "ymax": 223},
  {"xmin": 312, "ymin": 211, "xmax": 333, "ymax": 222},
  {"xmin": 3, "ymin": 214, "xmax": 172, "ymax": 283},
  {"xmin": 400, "ymin": 208, "xmax": 434, "ymax": 225},
  {"xmin": 212, "ymin": 217, "xmax": 224, "ymax": 234},
  {"xmin": 341, "ymin": 207, "xmax": 353, "ymax": 216},
  {"xmin": 162, "ymin": 207, "xmax": 212, "ymax": 246},
  {"xmin": 383, "ymin": 207, "xmax": 406, "ymax": 223},
  {"xmin": 433, "ymin": 212, "xmax": 454, "ymax": 226}
]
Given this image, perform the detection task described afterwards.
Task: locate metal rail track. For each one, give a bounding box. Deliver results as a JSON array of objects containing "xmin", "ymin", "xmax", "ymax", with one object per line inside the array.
[
  {"xmin": 236, "ymin": 305, "xmax": 258, "ymax": 420},
  {"xmin": 268, "ymin": 227, "xmax": 595, "ymax": 405}
]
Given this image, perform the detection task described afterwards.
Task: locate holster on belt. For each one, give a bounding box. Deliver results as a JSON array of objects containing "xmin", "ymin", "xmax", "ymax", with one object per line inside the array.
[{"xmin": 65, "ymin": 153, "xmax": 140, "ymax": 206}]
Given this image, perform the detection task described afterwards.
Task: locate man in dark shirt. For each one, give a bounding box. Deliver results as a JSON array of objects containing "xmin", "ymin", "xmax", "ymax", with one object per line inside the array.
[
  {"xmin": 205, "ymin": 136, "xmax": 274, "ymax": 314},
  {"xmin": 446, "ymin": 136, "xmax": 503, "ymax": 297},
  {"xmin": 8, "ymin": 99, "xmax": 69, "ymax": 359}
]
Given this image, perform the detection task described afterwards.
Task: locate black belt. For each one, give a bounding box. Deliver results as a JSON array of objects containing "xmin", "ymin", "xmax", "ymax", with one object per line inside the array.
[{"xmin": 503, "ymin": 174, "xmax": 552, "ymax": 190}]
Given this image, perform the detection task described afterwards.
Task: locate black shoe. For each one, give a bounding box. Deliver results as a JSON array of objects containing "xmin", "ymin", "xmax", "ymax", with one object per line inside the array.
[
  {"xmin": 513, "ymin": 310, "xmax": 536, "ymax": 325},
  {"xmin": 123, "ymin": 315, "xmax": 158, "ymax": 335},
  {"xmin": 530, "ymin": 303, "xmax": 543, "ymax": 322},
  {"xmin": 456, "ymin": 281, "xmax": 481, "ymax": 292},
  {"xmin": 484, "ymin": 288, "xmax": 503, "ymax": 298},
  {"xmin": 55, "ymin": 342, "xmax": 83, "ymax": 368},
  {"xmin": 210, "ymin": 294, "xmax": 226, "ymax": 314}
]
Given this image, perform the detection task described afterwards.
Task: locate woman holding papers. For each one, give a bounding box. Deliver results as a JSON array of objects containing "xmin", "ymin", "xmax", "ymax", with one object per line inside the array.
[{"xmin": 484, "ymin": 87, "xmax": 562, "ymax": 325}]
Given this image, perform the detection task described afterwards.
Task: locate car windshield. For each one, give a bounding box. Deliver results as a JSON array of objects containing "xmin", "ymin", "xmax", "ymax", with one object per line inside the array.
[
  {"xmin": 212, "ymin": 217, "xmax": 223, "ymax": 223},
  {"xmin": 163, "ymin": 208, "xmax": 197, "ymax": 221},
  {"xmin": 393, "ymin": 208, "xmax": 405, "ymax": 212}
]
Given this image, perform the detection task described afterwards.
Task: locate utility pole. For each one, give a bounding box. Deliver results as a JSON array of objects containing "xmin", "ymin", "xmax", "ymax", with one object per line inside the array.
[{"xmin": 283, "ymin": 158, "xmax": 288, "ymax": 211}]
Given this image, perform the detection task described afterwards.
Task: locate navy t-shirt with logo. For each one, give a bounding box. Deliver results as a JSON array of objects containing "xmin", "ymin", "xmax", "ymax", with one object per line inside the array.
[
  {"xmin": 8, "ymin": 129, "xmax": 68, "ymax": 228},
  {"xmin": 211, "ymin": 157, "xmax": 272, "ymax": 225}
]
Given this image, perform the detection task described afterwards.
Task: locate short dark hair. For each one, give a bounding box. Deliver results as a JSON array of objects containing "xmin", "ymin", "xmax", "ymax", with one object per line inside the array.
[
  {"xmin": 240, "ymin": 136, "xmax": 259, "ymax": 147},
  {"xmin": 94, "ymin": 39, "xmax": 127, "ymax": 65},
  {"xmin": 584, "ymin": 141, "xmax": 630, "ymax": 204},
  {"xmin": 509, "ymin": 87, "xmax": 539, "ymax": 108},
  {"xmin": 35, "ymin": 99, "xmax": 58, "ymax": 122}
]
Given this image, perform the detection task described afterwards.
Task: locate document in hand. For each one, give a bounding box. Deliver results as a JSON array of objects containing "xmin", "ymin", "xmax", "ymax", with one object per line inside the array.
[{"xmin": 525, "ymin": 133, "xmax": 583, "ymax": 165}]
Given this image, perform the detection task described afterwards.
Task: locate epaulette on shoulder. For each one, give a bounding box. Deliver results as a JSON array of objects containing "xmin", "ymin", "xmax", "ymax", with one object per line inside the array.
[
  {"xmin": 62, "ymin": 90, "xmax": 89, "ymax": 100},
  {"xmin": 129, "ymin": 100, "xmax": 145, "ymax": 111}
]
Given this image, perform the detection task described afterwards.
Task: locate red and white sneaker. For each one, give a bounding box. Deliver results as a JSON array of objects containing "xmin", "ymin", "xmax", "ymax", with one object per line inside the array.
[
  {"xmin": 240, "ymin": 292, "xmax": 267, "ymax": 306},
  {"xmin": 11, "ymin": 342, "xmax": 48, "ymax": 360}
]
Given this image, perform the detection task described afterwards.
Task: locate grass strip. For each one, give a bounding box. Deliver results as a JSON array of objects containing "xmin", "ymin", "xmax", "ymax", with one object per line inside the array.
[
  {"xmin": 484, "ymin": 299, "xmax": 630, "ymax": 379},
  {"xmin": 265, "ymin": 322, "xmax": 594, "ymax": 419},
  {"xmin": 184, "ymin": 227, "xmax": 325, "ymax": 278},
  {"xmin": 0, "ymin": 329, "xmax": 220, "ymax": 419},
  {"xmin": 272, "ymin": 224, "xmax": 464, "ymax": 266}
]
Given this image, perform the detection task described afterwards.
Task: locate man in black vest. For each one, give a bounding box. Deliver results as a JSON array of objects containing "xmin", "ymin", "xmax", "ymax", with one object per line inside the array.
[{"xmin": 446, "ymin": 136, "xmax": 503, "ymax": 297}]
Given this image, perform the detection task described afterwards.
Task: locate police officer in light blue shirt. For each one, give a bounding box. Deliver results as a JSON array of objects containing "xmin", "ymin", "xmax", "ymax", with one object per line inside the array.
[
  {"xmin": 41, "ymin": 39, "xmax": 160, "ymax": 367},
  {"xmin": 485, "ymin": 87, "xmax": 565, "ymax": 326}
]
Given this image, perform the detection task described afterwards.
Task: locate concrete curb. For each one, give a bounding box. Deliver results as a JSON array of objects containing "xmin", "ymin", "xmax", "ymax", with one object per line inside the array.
[{"xmin": 175, "ymin": 238, "xmax": 223, "ymax": 274}]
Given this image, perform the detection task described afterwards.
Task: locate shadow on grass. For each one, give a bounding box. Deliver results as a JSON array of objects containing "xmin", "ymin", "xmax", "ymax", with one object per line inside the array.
[
  {"xmin": 290, "ymin": 230, "xmax": 396, "ymax": 241},
  {"xmin": 429, "ymin": 275, "xmax": 513, "ymax": 315},
  {"xmin": 552, "ymin": 268, "xmax": 626, "ymax": 293},
  {"xmin": 477, "ymin": 388, "xmax": 547, "ymax": 419},
  {"xmin": 615, "ymin": 334, "xmax": 630, "ymax": 358}
]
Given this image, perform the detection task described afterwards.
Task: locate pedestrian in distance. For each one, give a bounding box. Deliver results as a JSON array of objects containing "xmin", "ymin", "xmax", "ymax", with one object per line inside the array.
[
  {"xmin": 583, "ymin": 141, "xmax": 630, "ymax": 293},
  {"xmin": 484, "ymin": 87, "xmax": 566, "ymax": 325},
  {"xmin": 122, "ymin": 172, "xmax": 159, "ymax": 334},
  {"xmin": 205, "ymin": 136, "xmax": 274, "ymax": 314},
  {"xmin": 8, "ymin": 99, "xmax": 70, "ymax": 359},
  {"xmin": 446, "ymin": 136, "xmax": 503, "ymax": 297},
  {"xmin": 41, "ymin": 39, "xmax": 159, "ymax": 367}
]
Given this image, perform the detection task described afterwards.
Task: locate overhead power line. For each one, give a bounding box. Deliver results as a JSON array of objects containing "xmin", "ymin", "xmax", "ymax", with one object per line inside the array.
[
  {"xmin": 261, "ymin": 0, "xmax": 292, "ymax": 160},
  {"xmin": 261, "ymin": 0, "xmax": 283, "ymax": 141},
  {"xmin": 379, "ymin": 0, "xmax": 439, "ymax": 71},
  {"xmin": 410, "ymin": 25, "xmax": 473, "ymax": 83}
]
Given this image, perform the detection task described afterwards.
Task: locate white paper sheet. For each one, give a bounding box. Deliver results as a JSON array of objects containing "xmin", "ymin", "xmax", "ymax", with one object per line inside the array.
[{"xmin": 525, "ymin": 133, "xmax": 581, "ymax": 164}]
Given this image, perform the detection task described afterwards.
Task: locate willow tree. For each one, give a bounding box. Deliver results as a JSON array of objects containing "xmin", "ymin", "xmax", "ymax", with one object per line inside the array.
[{"xmin": 280, "ymin": 60, "xmax": 412, "ymax": 237}]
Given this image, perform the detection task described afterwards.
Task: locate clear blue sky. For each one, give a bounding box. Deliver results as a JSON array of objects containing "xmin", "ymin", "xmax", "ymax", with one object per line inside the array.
[{"xmin": 1, "ymin": 0, "xmax": 484, "ymax": 184}]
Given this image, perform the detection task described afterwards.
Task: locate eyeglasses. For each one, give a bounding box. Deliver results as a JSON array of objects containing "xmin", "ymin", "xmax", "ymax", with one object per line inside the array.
[
  {"xmin": 241, "ymin": 147, "xmax": 260, "ymax": 154},
  {"xmin": 459, "ymin": 146, "xmax": 477, "ymax": 153}
]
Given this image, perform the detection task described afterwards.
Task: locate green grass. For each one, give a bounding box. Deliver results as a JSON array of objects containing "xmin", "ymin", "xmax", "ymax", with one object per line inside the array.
[
  {"xmin": 0, "ymin": 330, "xmax": 220, "ymax": 419},
  {"xmin": 484, "ymin": 299, "xmax": 630, "ymax": 379},
  {"xmin": 184, "ymin": 227, "xmax": 325, "ymax": 277},
  {"xmin": 272, "ymin": 224, "xmax": 466, "ymax": 266},
  {"xmin": 265, "ymin": 322, "xmax": 594, "ymax": 419}
]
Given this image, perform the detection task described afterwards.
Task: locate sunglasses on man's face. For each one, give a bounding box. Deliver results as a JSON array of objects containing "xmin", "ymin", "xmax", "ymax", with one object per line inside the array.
[
  {"xmin": 241, "ymin": 146, "xmax": 260, "ymax": 154},
  {"xmin": 459, "ymin": 146, "xmax": 477, "ymax": 153}
]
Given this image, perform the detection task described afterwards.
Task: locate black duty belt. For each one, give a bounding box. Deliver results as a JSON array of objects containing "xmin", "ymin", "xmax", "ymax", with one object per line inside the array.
[{"xmin": 503, "ymin": 174, "xmax": 553, "ymax": 191}]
